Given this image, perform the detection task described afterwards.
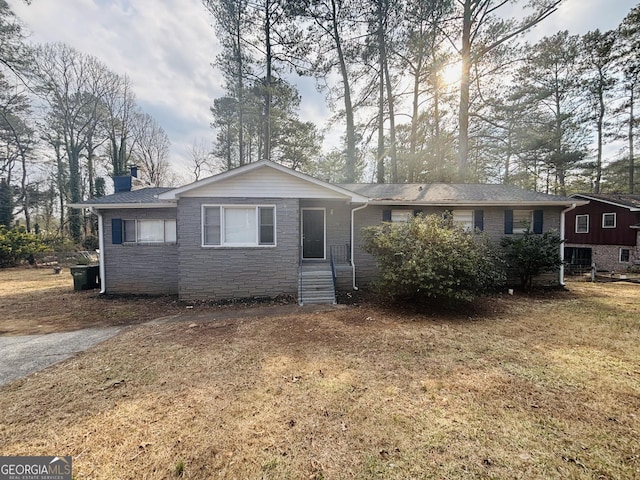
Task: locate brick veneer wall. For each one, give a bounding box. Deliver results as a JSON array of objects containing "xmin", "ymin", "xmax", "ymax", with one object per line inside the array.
[
  {"xmin": 177, "ymin": 197, "xmax": 300, "ymax": 301},
  {"xmin": 102, "ymin": 208, "xmax": 179, "ymax": 294}
]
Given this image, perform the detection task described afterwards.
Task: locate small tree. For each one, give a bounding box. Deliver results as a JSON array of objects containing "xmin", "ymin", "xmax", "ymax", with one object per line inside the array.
[
  {"xmin": 500, "ymin": 230, "xmax": 563, "ymax": 291},
  {"xmin": 362, "ymin": 214, "xmax": 506, "ymax": 303}
]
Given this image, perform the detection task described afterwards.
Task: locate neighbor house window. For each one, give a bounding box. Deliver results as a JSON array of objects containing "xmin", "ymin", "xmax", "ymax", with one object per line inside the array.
[
  {"xmin": 202, "ymin": 205, "xmax": 276, "ymax": 247},
  {"xmin": 391, "ymin": 209, "xmax": 413, "ymax": 223},
  {"xmin": 575, "ymin": 214, "xmax": 589, "ymax": 234},
  {"xmin": 123, "ymin": 219, "xmax": 176, "ymax": 244},
  {"xmin": 620, "ymin": 248, "xmax": 630, "ymax": 263},
  {"xmin": 602, "ymin": 213, "xmax": 616, "ymax": 229},
  {"xmin": 513, "ymin": 210, "xmax": 533, "ymax": 234},
  {"xmin": 452, "ymin": 210, "xmax": 474, "ymax": 231}
]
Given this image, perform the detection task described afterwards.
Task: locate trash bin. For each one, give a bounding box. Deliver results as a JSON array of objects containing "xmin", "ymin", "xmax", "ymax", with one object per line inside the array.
[{"xmin": 70, "ymin": 265, "xmax": 100, "ymax": 291}]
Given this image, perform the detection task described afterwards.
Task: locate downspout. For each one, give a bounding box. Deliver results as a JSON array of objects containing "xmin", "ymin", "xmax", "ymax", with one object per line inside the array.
[
  {"xmin": 559, "ymin": 203, "xmax": 577, "ymax": 287},
  {"xmin": 350, "ymin": 203, "xmax": 369, "ymax": 290},
  {"xmin": 97, "ymin": 210, "xmax": 106, "ymax": 294}
]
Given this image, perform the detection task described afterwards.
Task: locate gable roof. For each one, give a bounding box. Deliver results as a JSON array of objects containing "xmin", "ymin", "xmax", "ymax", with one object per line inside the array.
[
  {"xmin": 571, "ymin": 193, "xmax": 640, "ymax": 211},
  {"xmin": 341, "ymin": 183, "xmax": 583, "ymax": 206},
  {"xmin": 68, "ymin": 187, "xmax": 176, "ymax": 209},
  {"xmin": 158, "ymin": 160, "xmax": 369, "ymax": 202}
]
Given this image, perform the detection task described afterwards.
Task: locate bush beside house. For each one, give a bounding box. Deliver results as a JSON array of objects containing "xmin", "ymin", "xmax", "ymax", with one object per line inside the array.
[{"xmin": 362, "ymin": 214, "xmax": 506, "ymax": 303}]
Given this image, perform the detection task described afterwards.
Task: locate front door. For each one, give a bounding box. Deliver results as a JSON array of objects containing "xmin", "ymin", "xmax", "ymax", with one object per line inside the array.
[{"xmin": 302, "ymin": 209, "xmax": 325, "ymax": 259}]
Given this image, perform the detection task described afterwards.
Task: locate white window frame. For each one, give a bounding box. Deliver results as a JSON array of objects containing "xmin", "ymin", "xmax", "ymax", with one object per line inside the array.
[
  {"xmin": 391, "ymin": 209, "xmax": 413, "ymax": 223},
  {"xmin": 201, "ymin": 205, "xmax": 277, "ymax": 248},
  {"xmin": 513, "ymin": 210, "xmax": 533, "ymax": 234},
  {"xmin": 619, "ymin": 248, "xmax": 630, "ymax": 263},
  {"xmin": 575, "ymin": 214, "xmax": 589, "ymax": 234},
  {"xmin": 123, "ymin": 219, "xmax": 176, "ymax": 244},
  {"xmin": 602, "ymin": 212, "xmax": 616, "ymax": 229},
  {"xmin": 452, "ymin": 210, "xmax": 474, "ymax": 232}
]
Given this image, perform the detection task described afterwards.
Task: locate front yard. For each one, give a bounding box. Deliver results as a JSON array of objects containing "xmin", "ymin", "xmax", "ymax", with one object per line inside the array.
[{"xmin": 0, "ymin": 268, "xmax": 639, "ymax": 479}]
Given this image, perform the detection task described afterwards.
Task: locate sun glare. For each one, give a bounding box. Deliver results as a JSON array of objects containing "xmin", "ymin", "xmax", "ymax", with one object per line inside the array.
[{"xmin": 440, "ymin": 61, "xmax": 462, "ymax": 87}]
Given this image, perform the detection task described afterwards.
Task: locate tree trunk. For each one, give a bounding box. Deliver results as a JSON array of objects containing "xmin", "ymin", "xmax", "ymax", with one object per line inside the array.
[
  {"xmin": 375, "ymin": 0, "xmax": 385, "ymax": 184},
  {"xmin": 331, "ymin": 0, "xmax": 357, "ymax": 182},
  {"xmin": 236, "ymin": 3, "xmax": 245, "ymax": 166},
  {"xmin": 595, "ymin": 82, "xmax": 605, "ymax": 193},
  {"xmin": 630, "ymin": 84, "xmax": 635, "ymax": 194},
  {"xmin": 457, "ymin": 0, "xmax": 472, "ymax": 180},
  {"xmin": 263, "ymin": 0, "xmax": 272, "ymax": 162},
  {"xmin": 383, "ymin": 54, "xmax": 397, "ymax": 183}
]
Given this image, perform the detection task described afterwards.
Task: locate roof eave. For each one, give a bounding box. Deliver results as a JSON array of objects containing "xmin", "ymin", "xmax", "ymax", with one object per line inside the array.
[
  {"xmin": 366, "ymin": 200, "xmax": 588, "ymax": 207},
  {"xmin": 570, "ymin": 194, "xmax": 640, "ymax": 211},
  {"xmin": 68, "ymin": 202, "xmax": 177, "ymax": 209}
]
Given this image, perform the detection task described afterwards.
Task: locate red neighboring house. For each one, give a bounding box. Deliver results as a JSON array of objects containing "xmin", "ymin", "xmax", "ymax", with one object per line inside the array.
[{"xmin": 565, "ymin": 193, "xmax": 640, "ymax": 271}]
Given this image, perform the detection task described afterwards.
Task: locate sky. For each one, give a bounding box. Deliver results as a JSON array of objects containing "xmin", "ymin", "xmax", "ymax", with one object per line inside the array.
[{"xmin": 6, "ymin": 0, "xmax": 639, "ymax": 180}]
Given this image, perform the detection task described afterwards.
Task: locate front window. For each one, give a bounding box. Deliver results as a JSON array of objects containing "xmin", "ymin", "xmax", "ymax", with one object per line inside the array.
[
  {"xmin": 391, "ymin": 209, "xmax": 413, "ymax": 223},
  {"xmin": 602, "ymin": 213, "xmax": 616, "ymax": 229},
  {"xmin": 452, "ymin": 210, "xmax": 473, "ymax": 231},
  {"xmin": 202, "ymin": 205, "xmax": 276, "ymax": 247},
  {"xmin": 575, "ymin": 214, "xmax": 589, "ymax": 234},
  {"xmin": 123, "ymin": 219, "xmax": 176, "ymax": 244},
  {"xmin": 513, "ymin": 210, "xmax": 532, "ymax": 234},
  {"xmin": 224, "ymin": 207, "xmax": 257, "ymax": 244}
]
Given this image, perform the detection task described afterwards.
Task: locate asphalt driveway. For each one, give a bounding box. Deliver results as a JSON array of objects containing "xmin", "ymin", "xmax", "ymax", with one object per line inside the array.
[{"xmin": 0, "ymin": 327, "xmax": 121, "ymax": 387}]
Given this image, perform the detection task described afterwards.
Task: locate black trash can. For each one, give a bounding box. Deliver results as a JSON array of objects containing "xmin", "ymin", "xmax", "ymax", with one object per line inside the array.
[{"xmin": 70, "ymin": 265, "xmax": 100, "ymax": 291}]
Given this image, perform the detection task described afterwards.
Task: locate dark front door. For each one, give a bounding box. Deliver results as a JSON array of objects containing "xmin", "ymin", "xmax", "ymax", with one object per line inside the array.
[{"xmin": 302, "ymin": 209, "xmax": 325, "ymax": 259}]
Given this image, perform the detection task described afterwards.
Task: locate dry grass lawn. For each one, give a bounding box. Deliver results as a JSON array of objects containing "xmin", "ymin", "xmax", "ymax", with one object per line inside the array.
[
  {"xmin": 0, "ymin": 269, "xmax": 639, "ymax": 479},
  {"xmin": 0, "ymin": 267, "xmax": 183, "ymax": 335}
]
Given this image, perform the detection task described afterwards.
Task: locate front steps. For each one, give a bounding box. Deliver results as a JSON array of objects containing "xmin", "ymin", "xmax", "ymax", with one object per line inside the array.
[{"xmin": 298, "ymin": 263, "xmax": 336, "ymax": 305}]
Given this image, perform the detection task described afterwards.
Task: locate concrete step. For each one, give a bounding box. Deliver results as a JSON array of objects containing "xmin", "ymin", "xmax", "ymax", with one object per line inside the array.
[{"xmin": 298, "ymin": 267, "xmax": 336, "ymax": 305}]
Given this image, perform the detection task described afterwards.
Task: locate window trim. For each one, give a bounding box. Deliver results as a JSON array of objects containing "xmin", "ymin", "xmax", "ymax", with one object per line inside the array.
[
  {"xmin": 122, "ymin": 219, "xmax": 177, "ymax": 245},
  {"xmin": 201, "ymin": 204, "xmax": 277, "ymax": 248},
  {"xmin": 602, "ymin": 212, "xmax": 616, "ymax": 229},
  {"xmin": 619, "ymin": 248, "xmax": 630, "ymax": 263},
  {"xmin": 575, "ymin": 214, "xmax": 589, "ymax": 234}
]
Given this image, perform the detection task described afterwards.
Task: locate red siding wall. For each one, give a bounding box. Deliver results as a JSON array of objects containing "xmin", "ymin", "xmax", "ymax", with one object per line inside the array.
[{"xmin": 565, "ymin": 201, "xmax": 639, "ymax": 246}]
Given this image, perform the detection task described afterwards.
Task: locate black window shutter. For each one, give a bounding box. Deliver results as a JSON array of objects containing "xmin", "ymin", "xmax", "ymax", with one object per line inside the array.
[
  {"xmin": 533, "ymin": 209, "xmax": 543, "ymax": 234},
  {"xmin": 382, "ymin": 209, "xmax": 392, "ymax": 222},
  {"xmin": 474, "ymin": 210, "xmax": 484, "ymax": 231},
  {"xmin": 112, "ymin": 218, "xmax": 123, "ymax": 244},
  {"xmin": 504, "ymin": 210, "xmax": 513, "ymax": 234}
]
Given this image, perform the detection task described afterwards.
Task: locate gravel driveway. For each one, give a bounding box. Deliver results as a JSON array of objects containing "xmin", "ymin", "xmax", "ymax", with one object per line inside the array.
[{"xmin": 0, "ymin": 327, "xmax": 121, "ymax": 387}]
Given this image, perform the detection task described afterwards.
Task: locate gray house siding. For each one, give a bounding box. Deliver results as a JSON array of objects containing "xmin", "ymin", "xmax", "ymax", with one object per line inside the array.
[
  {"xmin": 177, "ymin": 197, "xmax": 300, "ymax": 301},
  {"xmin": 102, "ymin": 208, "xmax": 179, "ymax": 295},
  {"xmin": 352, "ymin": 205, "xmax": 564, "ymax": 289}
]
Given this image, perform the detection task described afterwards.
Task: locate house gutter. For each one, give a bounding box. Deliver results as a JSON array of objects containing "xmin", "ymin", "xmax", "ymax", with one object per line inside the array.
[
  {"xmin": 350, "ymin": 203, "xmax": 369, "ymax": 290},
  {"xmin": 559, "ymin": 203, "xmax": 577, "ymax": 287},
  {"xmin": 97, "ymin": 210, "xmax": 106, "ymax": 294}
]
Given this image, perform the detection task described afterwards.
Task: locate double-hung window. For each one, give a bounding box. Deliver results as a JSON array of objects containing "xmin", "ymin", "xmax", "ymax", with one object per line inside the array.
[
  {"xmin": 122, "ymin": 219, "xmax": 176, "ymax": 244},
  {"xmin": 602, "ymin": 213, "xmax": 616, "ymax": 229},
  {"xmin": 512, "ymin": 210, "xmax": 532, "ymax": 234},
  {"xmin": 202, "ymin": 205, "xmax": 276, "ymax": 247},
  {"xmin": 452, "ymin": 210, "xmax": 474, "ymax": 231},
  {"xmin": 391, "ymin": 209, "xmax": 413, "ymax": 223},
  {"xmin": 575, "ymin": 214, "xmax": 589, "ymax": 233}
]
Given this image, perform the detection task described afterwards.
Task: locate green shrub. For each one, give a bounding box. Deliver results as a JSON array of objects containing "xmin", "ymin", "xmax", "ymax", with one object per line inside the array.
[
  {"xmin": 0, "ymin": 225, "xmax": 50, "ymax": 267},
  {"xmin": 500, "ymin": 230, "xmax": 563, "ymax": 291},
  {"xmin": 362, "ymin": 214, "xmax": 506, "ymax": 303}
]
